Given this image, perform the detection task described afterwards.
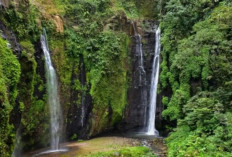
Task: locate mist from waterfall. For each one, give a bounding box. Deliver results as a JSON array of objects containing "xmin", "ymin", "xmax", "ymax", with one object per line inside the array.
[{"xmin": 146, "ymin": 27, "xmax": 161, "ymax": 136}]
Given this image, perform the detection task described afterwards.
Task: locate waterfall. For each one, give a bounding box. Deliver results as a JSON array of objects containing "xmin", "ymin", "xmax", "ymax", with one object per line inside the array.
[
  {"xmin": 13, "ymin": 128, "xmax": 22, "ymax": 157},
  {"xmin": 81, "ymin": 91, "xmax": 85, "ymax": 127},
  {"xmin": 146, "ymin": 27, "xmax": 161, "ymax": 136},
  {"xmin": 138, "ymin": 34, "xmax": 146, "ymax": 86},
  {"xmin": 41, "ymin": 29, "xmax": 62, "ymax": 150},
  {"xmin": 131, "ymin": 21, "xmax": 147, "ymax": 126},
  {"xmin": 132, "ymin": 22, "xmax": 145, "ymax": 86}
]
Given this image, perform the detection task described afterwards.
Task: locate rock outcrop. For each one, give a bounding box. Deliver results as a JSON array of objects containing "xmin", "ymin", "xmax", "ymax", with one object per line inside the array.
[
  {"xmin": 53, "ymin": 15, "xmax": 64, "ymax": 33},
  {"xmin": 0, "ymin": 0, "xmax": 10, "ymax": 8},
  {"xmin": 124, "ymin": 20, "xmax": 165, "ymax": 133}
]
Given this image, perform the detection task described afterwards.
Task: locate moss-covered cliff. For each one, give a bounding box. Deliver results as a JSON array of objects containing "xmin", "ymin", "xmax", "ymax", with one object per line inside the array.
[
  {"xmin": 0, "ymin": 35, "xmax": 21, "ymax": 156},
  {"xmin": 2, "ymin": 0, "xmax": 231, "ymax": 156},
  {"xmin": 0, "ymin": 0, "xmax": 159, "ymax": 156}
]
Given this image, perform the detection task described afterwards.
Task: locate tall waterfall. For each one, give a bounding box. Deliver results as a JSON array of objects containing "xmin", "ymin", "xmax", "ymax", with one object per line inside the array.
[
  {"xmin": 41, "ymin": 30, "xmax": 62, "ymax": 150},
  {"xmin": 147, "ymin": 27, "xmax": 161, "ymax": 136}
]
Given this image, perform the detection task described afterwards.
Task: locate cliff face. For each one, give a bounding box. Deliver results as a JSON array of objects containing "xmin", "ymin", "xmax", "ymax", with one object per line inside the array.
[
  {"xmin": 0, "ymin": 0, "xmax": 162, "ymax": 155},
  {"xmin": 124, "ymin": 20, "xmax": 165, "ymax": 132},
  {"xmin": 125, "ymin": 21, "xmax": 155, "ymax": 130},
  {"xmin": 0, "ymin": 20, "xmax": 21, "ymax": 156},
  {"xmin": 66, "ymin": 55, "xmax": 93, "ymax": 139},
  {"xmin": 0, "ymin": 0, "xmax": 21, "ymax": 8},
  {"xmin": 0, "ymin": 0, "xmax": 10, "ymax": 8},
  {"xmin": 62, "ymin": 16, "xmax": 165, "ymax": 138},
  {"xmin": 2, "ymin": 0, "xmax": 229, "ymax": 156},
  {"xmin": 0, "ymin": 21, "xmax": 21, "ymax": 56}
]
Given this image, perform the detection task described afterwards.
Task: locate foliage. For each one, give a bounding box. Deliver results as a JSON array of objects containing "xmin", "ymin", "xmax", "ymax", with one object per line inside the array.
[
  {"xmin": 87, "ymin": 146, "xmax": 156, "ymax": 157},
  {"xmin": 3, "ymin": 0, "xmax": 232, "ymax": 156},
  {"xmin": 60, "ymin": 0, "xmax": 132, "ymax": 136},
  {"xmin": 0, "ymin": 0, "xmax": 146, "ymax": 154},
  {"xmin": 0, "ymin": 37, "xmax": 21, "ymax": 156},
  {"xmin": 160, "ymin": 1, "xmax": 232, "ymax": 156},
  {"xmin": 167, "ymin": 92, "xmax": 232, "ymax": 157},
  {"xmin": 0, "ymin": 1, "xmax": 51, "ymax": 150},
  {"xmin": 3, "ymin": 4, "xmax": 40, "ymax": 41},
  {"xmin": 64, "ymin": 28, "xmax": 130, "ymax": 135}
]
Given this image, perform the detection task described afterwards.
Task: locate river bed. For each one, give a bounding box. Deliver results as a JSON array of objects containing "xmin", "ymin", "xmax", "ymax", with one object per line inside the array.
[{"xmin": 23, "ymin": 136, "xmax": 167, "ymax": 157}]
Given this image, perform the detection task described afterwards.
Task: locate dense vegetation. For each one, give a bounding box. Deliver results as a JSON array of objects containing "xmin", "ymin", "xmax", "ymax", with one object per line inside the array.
[
  {"xmin": 160, "ymin": 0, "xmax": 232, "ymax": 156},
  {"xmin": 0, "ymin": 0, "xmax": 157, "ymax": 156},
  {"xmin": 88, "ymin": 146, "xmax": 156, "ymax": 157},
  {"xmin": 0, "ymin": 37, "xmax": 21, "ymax": 156},
  {"xmin": 0, "ymin": 0, "xmax": 232, "ymax": 156}
]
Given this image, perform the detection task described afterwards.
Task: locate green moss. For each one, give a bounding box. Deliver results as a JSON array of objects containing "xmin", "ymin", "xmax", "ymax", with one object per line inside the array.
[
  {"xmin": 49, "ymin": 34, "xmax": 73, "ymax": 90},
  {"xmin": 3, "ymin": 4, "xmax": 41, "ymax": 41},
  {"xmin": 89, "ymin": 32, "xmax": 129, "ymax": 134},
  {"xmin": 0, "ymin": 37, "xmax": 21, "ymax": 156},
  {"xmin": 20, "ymin": 40, "xmax": 35, "ymax": 59},
  {"xmin": 162, "ymin": 96, "xmax": 169, "ymax": 106},
  {"xmin": 112, "ymin": 0, "xmax": 139, "ymax": 19},
  {"xmin": 17, "ymin": 36, "xmax": 49, "ymax": 150}
]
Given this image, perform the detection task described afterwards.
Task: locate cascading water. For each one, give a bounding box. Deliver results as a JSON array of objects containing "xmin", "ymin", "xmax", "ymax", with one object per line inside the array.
[
  {"xmin": 146, "ymin": 27, "xmax": 161, "ymax": 136},
  {"xmin": 132, "ymin": 22, "xmax": 145, "ymax": 86},
  {"xmin": 131, "ymin": 21, "xmax": 147, "ymax": 126},
  {"xmin": 138, "ymin": 34, "xmax": 146, "ymax": 86},
  {"xmin": 41, "ymin": 29, "xmax": 62, "ymax": 150},
  {"xmin": 81, "ymin": 91, "xmax": 85, "ymax": 127},
  {"xmin": 13, "ymin": 128, "xmax": 22, "ymax": 157}
]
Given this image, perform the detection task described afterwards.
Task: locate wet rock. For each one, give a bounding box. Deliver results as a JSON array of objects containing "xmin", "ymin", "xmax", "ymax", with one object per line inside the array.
[
  {"xmin": 123, "ymin": 20, "xmax": 157, "ymax": 130},
  {"xmin": 66, "ymin": 55, "xmax": 93, "ymax": 140},
  {"xmin": 114, "ymin": 152, "xmax": 120, "ymax": 156},
  {"xmin": 150, "ymin": 138, "xmax": 168, "ymax": 157},
  {"xmin": 0, "ymin": 21, "xmax": 22, "ymax": 57},
  {"xmin": 0, "ymin": 0, "xmax": 10, "ymax": 8},
  {"xmin": 0, "ymin": 0, "xmax": 22, "ymax": 8}
]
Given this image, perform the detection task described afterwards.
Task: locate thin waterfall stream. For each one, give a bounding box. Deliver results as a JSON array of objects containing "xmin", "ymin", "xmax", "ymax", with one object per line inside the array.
[
  {"xmin": 13, "ymin": 128, "xmax": 22, "ymax": 157},
  {"xmin": 81, "ymin": 89, "xmax": 85, "ymax": 127},
  {"xmin": 138, "ymin": 34, "xmax": 146, "ymax": 86},
  {"xmin": 132, "ymin": 22, "xmax": 145, "ymax": 86},
  {"xmin": 131, "ymin": 21, "xmax": 147, "ymax": 126},
  {"xmin": 147, "ymin": 27, "xmax": 161, "ymax": 136},
  {"xmin": 41, "ymin": 29, "xmax": 62, "ymax": 151}
]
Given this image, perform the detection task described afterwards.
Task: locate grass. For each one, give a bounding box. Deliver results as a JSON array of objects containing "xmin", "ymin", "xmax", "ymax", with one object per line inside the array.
[
  {"xmin": 37, "ymin": 137, "xmax": 152, "ymax": 157},
  {"xmin": 85, "ymin": 146, "xmax": 156, "ymax": 157}
]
